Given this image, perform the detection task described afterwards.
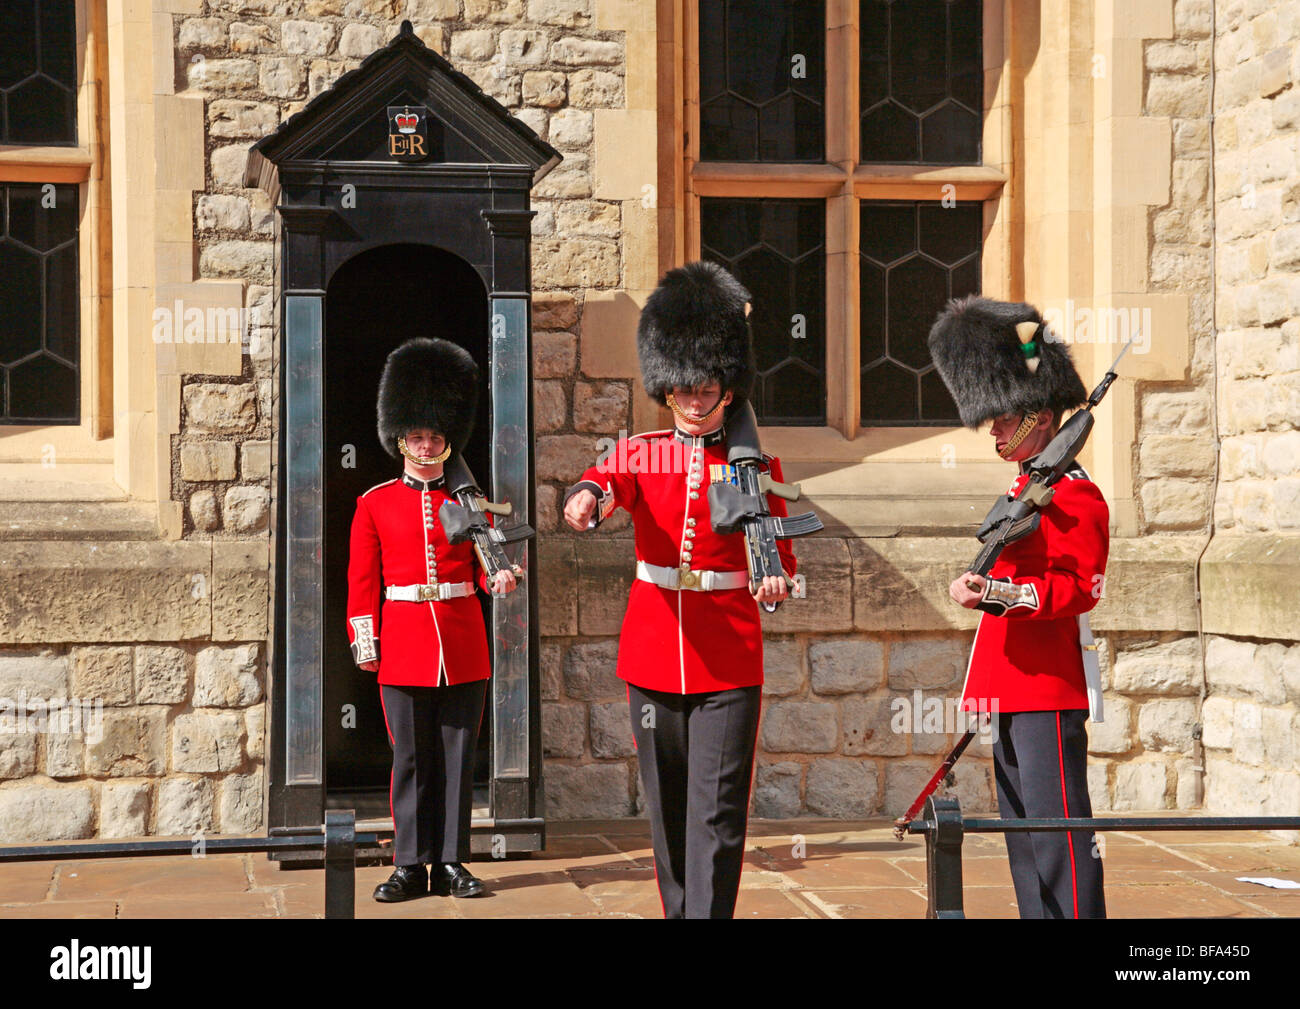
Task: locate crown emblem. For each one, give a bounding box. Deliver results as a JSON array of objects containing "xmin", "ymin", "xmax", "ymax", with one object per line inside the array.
[{"xmin": 395, "ymin": 111, "xmax": 418, "ymax": 133}]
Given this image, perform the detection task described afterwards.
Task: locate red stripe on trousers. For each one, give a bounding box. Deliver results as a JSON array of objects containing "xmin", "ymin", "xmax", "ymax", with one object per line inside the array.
[{"xmin": 1056, "ymin": 711, "xmax": 1080, "ymax": 919}]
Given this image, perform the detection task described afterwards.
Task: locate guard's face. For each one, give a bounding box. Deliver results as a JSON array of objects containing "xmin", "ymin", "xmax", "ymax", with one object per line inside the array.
[
  {"xmin": 670, "ymin": 383, "xmax": 730, "ymax": 420},
  {"xmin": 405, "ymin": 429, "xmax": 446, "ymax": 459},
  {"xmin": 989, "ymin": 410, "xmax": 1054, "ymax": 461}
]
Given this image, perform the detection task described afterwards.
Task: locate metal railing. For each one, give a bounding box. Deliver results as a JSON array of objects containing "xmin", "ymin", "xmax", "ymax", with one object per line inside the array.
[
  {"xmin": 0, "ymin": 809, "xmax": 376, "ymax": 919},
  {"xmin": 905, "ymin": 795, "xmax": 1300, "ymax": 918}
]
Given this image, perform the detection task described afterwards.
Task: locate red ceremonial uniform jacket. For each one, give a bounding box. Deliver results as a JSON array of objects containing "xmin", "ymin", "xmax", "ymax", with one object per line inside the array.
[
  {"xmin": 568, "ymin": 427, "xmax": 797, "ymax": 695},
  {"xmin": 346, "ymin": 472, "xmax": 491, "ymax": 688},
  {"xmin": 961, "ymin": 462, "xmax": 1109, "ymax": 713}
]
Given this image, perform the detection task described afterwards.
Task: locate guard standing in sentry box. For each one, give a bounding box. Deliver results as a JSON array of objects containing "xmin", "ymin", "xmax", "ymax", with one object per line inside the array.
[
  {"xmin": 928, "ymin": 296, "xmax": 1109, "ymax": 919},
  {"xmin": 346, "ymin": 338, "xmax": 517, "ymax": 902},
  {"xmin": 563, "ymin": 261, "xmax": 818, "ymax": 919}
]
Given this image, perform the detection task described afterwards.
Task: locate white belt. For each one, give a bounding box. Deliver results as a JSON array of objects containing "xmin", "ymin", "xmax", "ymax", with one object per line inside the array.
[
  {"xmin": 385, "ymin": 582, "xmax": 475, "ymax": 602},
  {"xmin": 635, "ymin": 561, "xmax": 749, "ymax": 592}
]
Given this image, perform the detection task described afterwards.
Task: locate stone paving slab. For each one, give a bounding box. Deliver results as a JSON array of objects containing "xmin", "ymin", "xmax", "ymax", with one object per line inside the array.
[{"xmin": 0, "ymin": 818, "xmax": 1296, "ymax": 919}]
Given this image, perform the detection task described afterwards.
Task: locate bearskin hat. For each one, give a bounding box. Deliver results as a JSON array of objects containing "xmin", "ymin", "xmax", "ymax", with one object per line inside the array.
[
  {"xmin": 636, "ymin": 260, "xmax": 756, "ymax": 406},
  {"xmin": 927, "ymin": 295, "xmax": 1088, "ymax": 428},
  {"xmin": 376, "ymin": 337, "xmax": 479, "ymax": 458}
]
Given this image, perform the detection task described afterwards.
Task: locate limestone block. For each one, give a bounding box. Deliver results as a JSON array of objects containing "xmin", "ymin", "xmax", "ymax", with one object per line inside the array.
[
  {"xmin": 212, "ymin": 540, "xmax": 269, "ymax": 643},
  {"xmin": 259, "ymin": 58, "xmax": 306, "ymax": 100},
  {"xmin": 536, "ymin": 484, "xmax": 558, "ymax": 533},
  {"xmin": 1112, "ymin": 636, "xmax": 1201, "ymax": 694},
  {"xmin": 887, "ymin": 637, "xmax": 966, "ymax": 690},
  {"xmin": 0, "ymin": 652, "xmax": 68, "ymax": 699},
  {"xmin": 188, "ymin": 58, "xmax": 258, "ymax": 92},
  {"xmin": 0, "ymin": 785, "xmax": 94, "ymax": 842},
  {"xmin": 1231, "ymin": 701, "xmax": 1265, "ymax": 765},
  {"xmin": 200, "ymin": 240, "xmax": 273, "ymax": 283},
  {"xmin": 850, "ymin": 538, "xmax": 980, "ymax": 632},
  {"xmin": 181, "ymin": 441, "xmax": 238, "ymax": 482},
  {"xmin": 1261, "ymin": 706, "xmax": 1294, "ymax": 769},
  {"xmin": 86, "ymin": 708, "xmax": 167, "ymax": 777},
  {"xmin": 537, "ymin": 538, "xmax": 577, "ymax": 636},
  {"xmin": 573, "ymin": 381, "xmax": 628, "ymax": 432},
  {"xmin": 101, "ymin": 782, "xmax": 152, "ymax": 838},
  {"xmin": 464, "ymin": 65, "xmax": 522, "ymax": 107},
  {"xmin": 463, "ymin": 0, "xmax": 524, "ymax": 22},
  {"xmin": 45, "ymin": 731, "xmax": 83, "ymax": 778},
  {"xmin": 155, "ymin": 778, "xmax": 215, "ymax": 836},
  {"xmin": 178, "ymin": 17, "xmax": 226, "ymax": 49},
  {"xmin": 762, "ymin": 638, "xmax": 804, "ymax": 697},
  {"xmin": 1231, "ymin": 480, "xmax": 1275, "ymax": 530},
  {"xmin": 949, "ymin": 760, "xmax": 995, "ymax": 813},
  {"xmin": 406, "ymin": 0, "xmax": 458, "ymax": 15},
  {"xmin": 765, "ymin": 538, "xmax": 854, "ymax": 635},
  {"xmin": 1140, "ymin": 478, "xmax": 1208, "ymax": 529},
  {"xmin": 531, "ymin": 200, "xmax": 556, "ymax": 235},
  {"xmin": 568, "ymin": 68, "xmax": 623, "ymax": 108},
  {"xmin": 1201, "ymin": 696, "xmax": 1234, "ymax": 749},
  {"xmin": 339, "ymin": 24, "xmax": 385, "ymax": 59},
  {"xmin": 806, "ymin": 758, "xmax": 878, "ymax": 817},
  {"xmin": 211, "ymin": 145, "xmax": 250, "ymax": 188},
  {"xmin": 578, "ymin": 289, "xmax": 642, "ymax": 378},
  {"xmin": 195, "ymin": 643, "xmax": 262, "ymax": 708},
  {"xmin": 537, "ymin": 436, "xmax": 600, "ymax": 485},
  {"xmin": 135, "ymin": 646, "xmax": 189, "ymax": 705},
  {"xmin": 1175, "ymin": 757, "xmax": 1200, "ymax": 808},
  {"xmin": 542, "ymin": 701, "xmax": 586, "ymax": 757},
  {"xmin": 500, "ymin": 28, "xmax": 550, "ymax": 65},
  {"xmin": 281, "ymin": 20, "xmax": 335, "ymax": 56},
  {"xmin": 224, "ymin": 486, "xmax": 270, "ymax": 533},
  {"xmin": 71, "ymin": 647, "xmax": 133, "ymax": 707},
  {"xmin": 550, "ymin": 107, "xmax": 593, "ymax": 147},
  {"xmin": 229, "ymin": 22, "xmax": 275, "ymax": 53},
  {"xmin": 539, "ymin": 641, "xmax": 562, "ymax": 701},
  {"xmin": 244, "ymin": 704, "xmax": 265, "ymax": 763},
  {"xmin": 533, "ymin": 238, "xmax": 617, "ymax": 285},
  {"xmin": 1206, "ymin": 634, "xmax": 1290, "ymax": 705},
  {"xmin": 760, "ymin": 701, "xmax": 837, "ymax": 754},
  {"xmin": 550, "ymin": 36, "xmax": 620, "ymax": 65},
  {"xmin": 451, "ymin": 29, "xmax": 496, "ymax": 61},
  {"xmin": 1262, "ymin": 430, "xmax": 1300, "ymax": 476},
  {"xmin": 1140, "ymin": 434, "xmax": 1216, "ymax": 478},
  {"xmin": 1145, "ymin": 41, "xmax": 1202, "ymax": 72},
  {"xmin": 523, "ymin": 70, "xmax": 566, "ymax": 107},
  {"xmin": 752, "ymin": 761, "xmax": 802, "ymax": 818},
  {"xmin": 556, "ymin": 201, "xmax": 621, "ymax": 239},
  {"xmin": 172, "ymin": 711, "xmax": 246, "ymax": 773},
  {"xmin": 809, "ymin": 639, "xmax": 884, "ymax": 695},
  {"xmin": 1204, "ymin": 755, "xmax": 1271, "ymax": 816},
  {"xmin": 1137, "ymin": 698, "xmax": 1198, "ymax": 752},
  {"xmin": 543, "ymin": 761, "xmax": 631, "ymax": 818},
  {"xmin": 0, "ymin": 732, "xmax": 37, "ymax": 778},
  {"xmin": 1111, "ymin": 761, "xmax": 1170, "ymax": 810},
  {"xmin": 220, "ymin": 770, "xmax": 264, "ymax": 833},
  {"xmin": 0, "ymin": 544, "xmax": 211, "ymax": 644},
  {"xmin": 842, "ymin": 696, "xmax": 906, "ymax": 756},
  {"xmin": 1141, "ymin": 390, "xmax": 1212, "ymax": 436},
  {"xmin": 184, "ymin": 384, "xmax": 257, "ymax": 437},
  {"xmin": 1087, "ymin": 696, "xmax": 1134, "ymax": 755},
  {"xmin": 575, "ymin": 538, "xmax": 634, "ymax": 635},
  {"xmin": 196, "ymin": 194, "xmax": 252, "ymax": 233},
  {"xmin": 881, "ymin": 760, "xmax": 936, "ymax": 817},
  {"xmin": 534, "ymin": 292, "xmax": 578, "ymax": 330},
  {"xmin": 241, "ymin": 441, "xmax": 271, "ymax": 481},
  {"xmin": 590, "ymin": 701, "xmax": 634, "ymax": 758},
  {"xmin": 561, "ymin": 639, "xmax": 622, "ymax": 701},
  {"xmin": 534, "ymin": 381, "xmax": 567, "ymax": 432},
  {"xmin": 1087, "ymin": 761, "xmax": 1111, "ymax": 812}
]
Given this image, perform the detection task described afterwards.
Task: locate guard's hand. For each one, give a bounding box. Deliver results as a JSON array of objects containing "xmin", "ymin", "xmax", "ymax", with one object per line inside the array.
[
  {"xmin": 949, "ymin": 571, "xmax": 985, "ymax": 609},
  {"xmin": 752, "ymin": 574, "xmax": 789, "ymax": 605},
  {"xmin": 359, "ymin": 660, "xmax": 379, "ymax": 673},
  {"xmin": 491, "ymin": 569, "xmax": 517, "ymax": 596},
  {"xmin": 563, "ymin": 489, "xmax": 597, "ymax": 531}
]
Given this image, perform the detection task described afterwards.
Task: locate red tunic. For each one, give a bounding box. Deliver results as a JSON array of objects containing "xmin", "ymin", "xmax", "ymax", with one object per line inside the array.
[
  {"xmin": 572, "ymin": 429, "xmax": 797, "ymax": 695},
  {"xmin": 345, "ymin": 474, "xmax": 491, "ymax": 688},
  {"xmin": 961, "ymin": 465, "xmax": 1110, "ymax": 713}
]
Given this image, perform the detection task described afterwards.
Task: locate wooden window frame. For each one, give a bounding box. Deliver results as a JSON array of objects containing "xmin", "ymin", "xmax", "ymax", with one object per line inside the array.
[
  {"xmin": 0, "ymin": 0, "xmax": 111, "ymax": 458},
  {"xmin": 678, "ymin": 0, "xmax": 1010, "ymax": 449}
]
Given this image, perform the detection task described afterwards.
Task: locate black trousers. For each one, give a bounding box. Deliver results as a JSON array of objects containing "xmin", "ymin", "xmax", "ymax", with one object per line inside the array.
[
  {"xmin": 628, "ymin": 682, "xmax": 762, "ymax": 919},
  {"xmin": 994, "ymin": 709, "xmax": 1106, "ymax": 919},
  {"xmin": 380, "ymin": 680, "xmax": 487, "ymax": 866}
]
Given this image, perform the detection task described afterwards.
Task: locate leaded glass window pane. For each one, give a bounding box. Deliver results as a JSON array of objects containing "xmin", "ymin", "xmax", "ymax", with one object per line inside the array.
[
  {"xmin": 0, "ymin": 0, "xmax": 77, "ymax": 145},
  {"xmin": 860, "ymin": 0, "xmax": 981, "ymax": 164},
  {"xmin": 702, "ymin": 198, "xmax": 825, "ymax": 425},
  {"xmin": 1, "ymin": 183, "xmax": 80, "ymax": 423},
  {"xmin": 699, "ymin": 0, "xmax": 824, "ymax": 163},
  {"xmin": 859, "ymin": 200, "xmax": 980, "ymax": 424}
]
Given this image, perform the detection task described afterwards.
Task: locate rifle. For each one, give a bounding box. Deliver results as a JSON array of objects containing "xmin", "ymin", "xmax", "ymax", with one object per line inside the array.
[
  {"xmin": 892, "ymin": 336, "xmax": 1134, "ymax": 840},
  {"xmin": 437, "ymin": 453, "xmax": 533, "ymax": 589},
  {"xmin": 707, "ymin": 401, "xmax": 824, "ymax": 612}
]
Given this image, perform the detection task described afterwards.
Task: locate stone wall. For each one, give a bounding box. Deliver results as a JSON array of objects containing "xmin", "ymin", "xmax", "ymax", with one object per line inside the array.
[{"xmin": 0, "ymin": 644, "xmax": 265, "ymax": 841}]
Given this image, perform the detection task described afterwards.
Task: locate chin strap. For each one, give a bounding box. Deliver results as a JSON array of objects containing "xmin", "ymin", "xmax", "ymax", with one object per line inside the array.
[
  {"xmin": 997, "ymin": 410, "xmax": 1040, "ymax": 459},
  {"xmin": 666, "ymin": 392, "xmax": 727, "ymax": 428},
  {"xmin": 398, "ymin": 437, "xmax": 452, "ymax": 466}
]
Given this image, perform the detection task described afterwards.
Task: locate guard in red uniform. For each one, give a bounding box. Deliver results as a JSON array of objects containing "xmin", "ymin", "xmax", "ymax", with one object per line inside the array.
[
  {"xmin": 563, "ymin": 261, "xmax": 797, "ymax": 919},
  {"xmin": 347, "ymin": 338, "xmax": 517, "ymax": 902},
  {"xmin": 928, "ymin": 295, "xmax": 1107, "ymax": 919}
]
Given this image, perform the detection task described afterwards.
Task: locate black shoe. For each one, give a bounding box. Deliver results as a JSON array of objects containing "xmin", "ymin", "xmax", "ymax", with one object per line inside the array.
[
  {"xmin": 432, "ymin": 862, "xmax": 485, "ymax": 898},
  {"xmin": 373, "ymin": 864, "xmax": 428, "ymax": 903}
]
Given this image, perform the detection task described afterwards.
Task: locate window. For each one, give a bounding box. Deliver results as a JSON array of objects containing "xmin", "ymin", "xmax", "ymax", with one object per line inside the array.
[{"xmin": 688, "ymin": 0, "xmax": 1003, "ymax": 435}]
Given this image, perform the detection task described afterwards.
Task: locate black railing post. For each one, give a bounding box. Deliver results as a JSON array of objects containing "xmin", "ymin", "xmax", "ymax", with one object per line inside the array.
[
  {"xmin": 924, "ymin": 795, "xmax": 965, "ymax": 919},
  {"xmin": 324, "ymin": 809, "xmax": 356, "ymax": 920}
]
